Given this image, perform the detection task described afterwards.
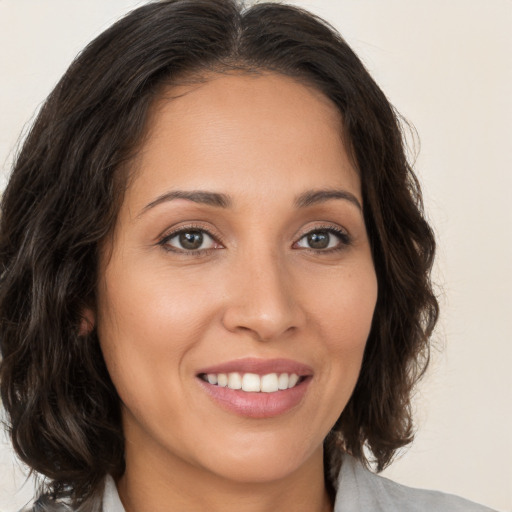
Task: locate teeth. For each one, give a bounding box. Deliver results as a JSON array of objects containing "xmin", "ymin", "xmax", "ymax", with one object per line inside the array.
[
  {"xmin": 242, "ymin": 373, "xmax": 261, "ymax": 392},
  {"xmin": 261, "ymin": 373, "xmax": 279, "ymax": 393},
  {"xmin": 202, "ymin": 372, "xmax": 302, "ymax": 393},
  {"xmin": 289, "ymin": 373, "xmax": 299, "ymax": 388},
  {"xmin": 278, "ymin": 373, "xmax": 289, "ymax": 390},
  {"xmin": 228, "ymin": 372, "xmax": 242, "ymax": 390}
]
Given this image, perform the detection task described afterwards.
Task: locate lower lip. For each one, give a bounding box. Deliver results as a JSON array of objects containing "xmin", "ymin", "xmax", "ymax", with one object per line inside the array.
[{"xmin": 198, "ymin": 377, "xmax": 311, "ymax": 419}]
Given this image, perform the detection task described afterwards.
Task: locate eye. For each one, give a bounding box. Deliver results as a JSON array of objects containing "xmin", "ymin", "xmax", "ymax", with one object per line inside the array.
[
  {"xmin": 294, "ymin": 228, "xmax": 349, "ymax": 251},
  {"xmin": 160, "ymin": 229, "xmax": 219, "ymax": 252}
]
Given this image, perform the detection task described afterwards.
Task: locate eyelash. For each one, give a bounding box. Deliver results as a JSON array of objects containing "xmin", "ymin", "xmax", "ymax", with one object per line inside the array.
[
  {"xmin": 157, "ymin": 224, "xmax": 352, "ymax": 255},
  {"xmin": 158, "ymin": 224, "xmax": 222, "ymax": 256},
  {"xmin": 295, "ymin": 225, "xmax": 352, "ymax": 253}
]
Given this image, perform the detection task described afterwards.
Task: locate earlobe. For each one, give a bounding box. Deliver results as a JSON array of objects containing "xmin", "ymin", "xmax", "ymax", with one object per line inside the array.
[{"xmin": 79, "ymin": 308, "xmax": 95, "ymax": 336}]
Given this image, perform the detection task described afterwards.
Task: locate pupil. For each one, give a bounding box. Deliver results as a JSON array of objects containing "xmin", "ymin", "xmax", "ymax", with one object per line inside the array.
[
  {"xmin": 179, "ymin": 231, "xmax": 203, "ymax": 250},
  {"xmin": 308, "ymin": 231, "xmax": 329, "ymax": 249}
]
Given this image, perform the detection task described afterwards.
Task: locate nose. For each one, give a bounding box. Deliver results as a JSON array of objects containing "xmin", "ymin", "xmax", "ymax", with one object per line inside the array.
[{"xmin": 221, "ymin": 251, "xmax": 305, "ymax": 342}]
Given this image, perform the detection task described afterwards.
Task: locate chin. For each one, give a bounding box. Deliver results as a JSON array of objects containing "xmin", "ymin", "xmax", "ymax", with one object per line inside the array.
[{"xmin": 191, "ymin": 433, "xmax": 324, "ymax": 485}]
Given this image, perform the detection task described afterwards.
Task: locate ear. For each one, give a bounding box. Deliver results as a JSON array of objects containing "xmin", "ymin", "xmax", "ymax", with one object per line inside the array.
[{"xmin": 79, "ymin": 308, "xmax": 96, "ymax": 336}]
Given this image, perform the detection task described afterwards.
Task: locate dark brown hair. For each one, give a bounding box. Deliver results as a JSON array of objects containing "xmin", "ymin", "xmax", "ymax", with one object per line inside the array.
[{"xmin": 0, "ymin": 0, "xmax": 438, "ymax": 508}]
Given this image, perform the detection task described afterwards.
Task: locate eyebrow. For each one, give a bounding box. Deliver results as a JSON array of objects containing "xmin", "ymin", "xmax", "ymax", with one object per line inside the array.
[
  {"xmin": 140, "ymin": 190, "xmax": 232, "ymax": 216},
  {"xmin": 139, "ymin": 187, "xmax": 361, "ymax": 217},
  {"xmin": 294, "ymin": 189, "xmax": 362, "ymax": 210}
]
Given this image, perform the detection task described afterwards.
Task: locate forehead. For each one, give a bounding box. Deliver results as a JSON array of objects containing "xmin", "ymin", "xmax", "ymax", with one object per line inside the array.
[{"xmin": 128, "ymin": 72, "xmax": 360, "ymax": 208}]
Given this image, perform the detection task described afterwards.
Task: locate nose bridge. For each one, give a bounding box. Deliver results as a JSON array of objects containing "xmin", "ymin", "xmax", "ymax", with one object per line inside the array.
[{"xmin": 221, "ymin": 244, "xmax": 302, "ymax": 341}]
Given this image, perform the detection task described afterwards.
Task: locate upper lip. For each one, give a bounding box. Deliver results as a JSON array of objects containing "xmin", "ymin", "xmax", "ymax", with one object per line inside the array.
[{"xmin": 196, "ymin": 357, "xmax": 313, "ymax": 376}]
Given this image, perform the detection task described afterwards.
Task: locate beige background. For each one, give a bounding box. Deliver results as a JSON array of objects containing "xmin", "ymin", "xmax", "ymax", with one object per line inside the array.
[{"xmin": 0, "ymin": 1, "xmax": 510, "ymax": 511}]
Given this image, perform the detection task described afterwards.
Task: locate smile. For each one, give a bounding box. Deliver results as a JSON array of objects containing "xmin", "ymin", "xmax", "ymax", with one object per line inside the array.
[
  {"xmin": 199, "ymin": 372, "xmax": 303, "ymax": 393},
  {"xmin": 196, "ymin": 358, "xmax": 313, "ymax": 418}
]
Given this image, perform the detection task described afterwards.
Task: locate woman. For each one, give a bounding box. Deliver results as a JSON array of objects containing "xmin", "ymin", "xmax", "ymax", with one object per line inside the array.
[{"xmin": 0, "ymin": 1, "xmax": 498, "ymax": 511}]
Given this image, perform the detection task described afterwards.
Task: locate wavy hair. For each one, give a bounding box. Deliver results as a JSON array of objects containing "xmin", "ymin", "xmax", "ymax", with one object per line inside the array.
[{"xmin": 0, "ymin": 0, "xmax": 438, "ymax": 508}]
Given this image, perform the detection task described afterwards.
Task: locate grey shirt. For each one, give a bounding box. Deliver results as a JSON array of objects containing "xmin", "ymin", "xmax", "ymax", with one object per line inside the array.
[
  {"xmin": 99, "ymin": 454, "xmax": 496, "ymax": 512},
  {"xmin": 332, "ymin": 455, "xmax": 496, "ymax": 511}
]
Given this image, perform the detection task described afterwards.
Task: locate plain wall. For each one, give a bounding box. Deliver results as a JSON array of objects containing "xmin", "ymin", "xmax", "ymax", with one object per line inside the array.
[{"xmin": 0, "ymin": 1, "xmax": 510, "ymax": 511}]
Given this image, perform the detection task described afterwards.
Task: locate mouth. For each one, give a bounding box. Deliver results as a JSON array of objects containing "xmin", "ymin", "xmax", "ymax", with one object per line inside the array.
[
  {"xmin": 196, "ymin": 358, "xmax": 313, "ymax": 418},
  {"xmin": 198, "ymin": 371, "xmax": 307, "ymax": 393}
]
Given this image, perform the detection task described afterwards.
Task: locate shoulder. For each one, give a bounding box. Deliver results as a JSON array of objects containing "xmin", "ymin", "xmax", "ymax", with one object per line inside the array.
[{"xmin": 334, "ymin": 454, "xmax": 497, "ymax": 512}]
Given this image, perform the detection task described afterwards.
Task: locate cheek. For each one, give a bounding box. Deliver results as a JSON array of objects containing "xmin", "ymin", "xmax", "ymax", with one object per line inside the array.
[
  {"xmin": 98, "ymin": 264, "xmax": 211, "ymax": 343},
  {"xmin": 312, "ymin": 261, "xmax": 377, "ymax": 343},
  {"xmin": 311, "ymin": 261, "xmax": 377, "ymax": 393},
  {"xmin": 95, "ymin": 261, "xmax": 227, "ymax": 400}
]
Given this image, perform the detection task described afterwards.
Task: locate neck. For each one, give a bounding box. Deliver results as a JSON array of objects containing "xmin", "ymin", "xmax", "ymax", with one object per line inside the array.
[{"xmin": 118, "ymin": 438, "xmax": 333, "ymax": 512}]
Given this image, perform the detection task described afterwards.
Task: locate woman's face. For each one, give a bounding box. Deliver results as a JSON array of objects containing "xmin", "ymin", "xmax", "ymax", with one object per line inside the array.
[{"xmin": 96, "ymin": 72, "xmax": 377, "ymax": 485}]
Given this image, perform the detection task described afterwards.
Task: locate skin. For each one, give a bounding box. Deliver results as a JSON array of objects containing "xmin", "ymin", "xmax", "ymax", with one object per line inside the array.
[{"xmin": 94, "ymin": 72, "xmax": 378, "ymax": 512}]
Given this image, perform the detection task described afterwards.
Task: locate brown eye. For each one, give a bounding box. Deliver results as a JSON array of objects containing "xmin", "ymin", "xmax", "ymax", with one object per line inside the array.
[
  {"xmin": 295, "ymin": 228, "xmax": 349, "ymax": 251},
  {"xmin": 162, "ymin": 229, "xmax": 218, "ymax": 252},
  {"xmin": 307, "ymin": 231, "xmax": 330, "ymax": 249},
  {"xmin": 179, "ymin": 231, "xmax": 204, "ymax": 250}
]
